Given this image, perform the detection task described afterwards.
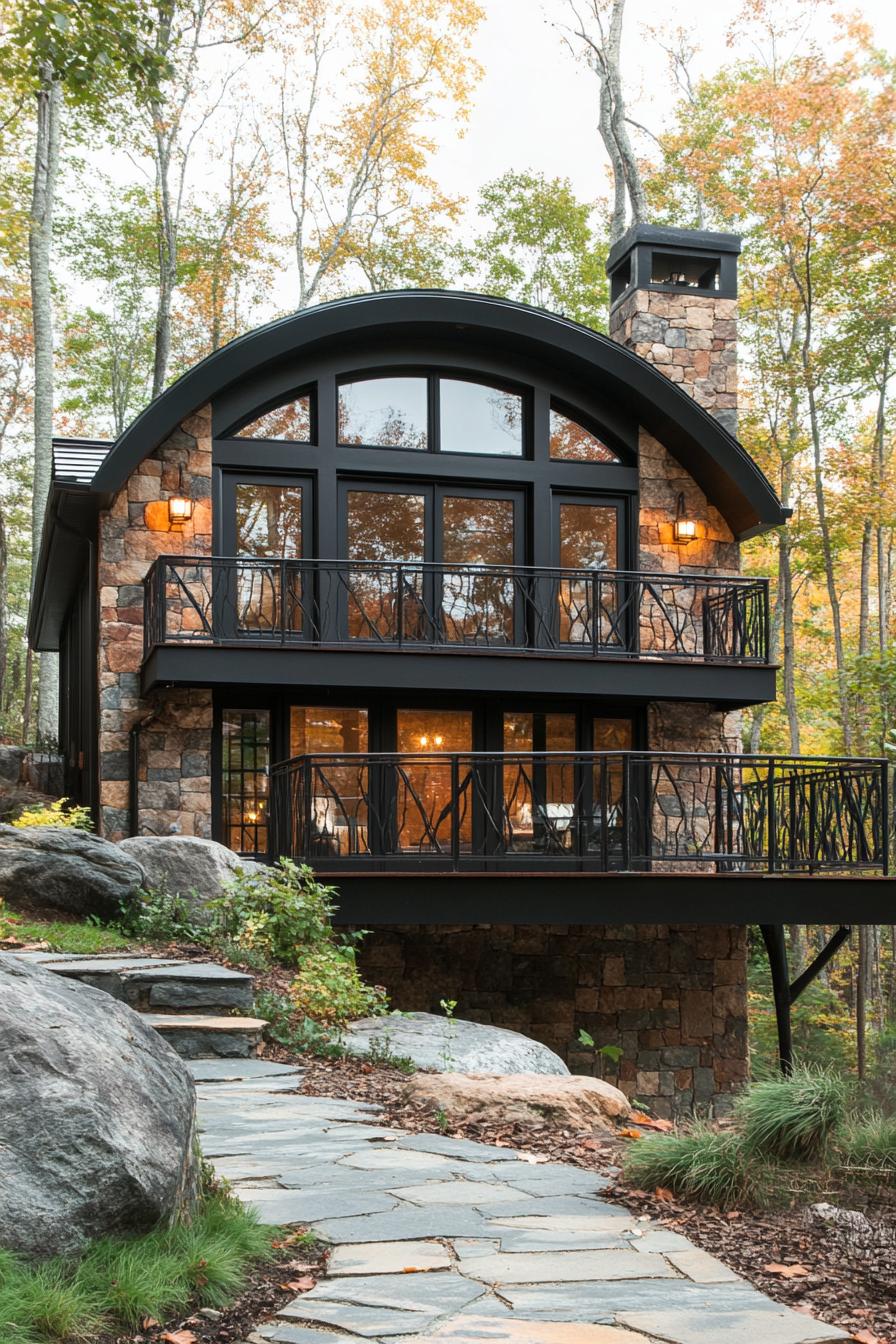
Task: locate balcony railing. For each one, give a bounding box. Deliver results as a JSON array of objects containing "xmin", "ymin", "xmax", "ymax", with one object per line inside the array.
[
  {"xmin": 268, "ymin": 751, "xmax": 890, "ymax": 875},
  {"xmin": 144, "ymin": 557, "xmax": 770, "ymax": 665}
]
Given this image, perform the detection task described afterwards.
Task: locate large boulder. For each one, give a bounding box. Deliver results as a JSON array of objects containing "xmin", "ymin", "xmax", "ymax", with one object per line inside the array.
[
  {"xmin": 117, "ymin": 835, "xmax": 263, "ymax": 920},
  {"xmin": 0, "ymin": 825, "xmax": 145, "ymax": 918},
  {"xmin": 404, "ymin": 1071, "xmax": 630, "ymax": 1132},
  {"xmin": 344, "ymin": 1012, "xmax": 571, "ymax": 1076},
  {"xmin": 0, "ymin": 745, "xmax": 27, "ymax": 786},
  {"xmin": 0, "ymin": 953, "xmax": 198, "ymax": 1257}
]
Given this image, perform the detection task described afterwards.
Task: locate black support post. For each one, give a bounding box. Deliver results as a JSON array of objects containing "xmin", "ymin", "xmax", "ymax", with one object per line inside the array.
[{"xmin": 760, "ymin": 923, "xmax": 793, "ymax": 1075}]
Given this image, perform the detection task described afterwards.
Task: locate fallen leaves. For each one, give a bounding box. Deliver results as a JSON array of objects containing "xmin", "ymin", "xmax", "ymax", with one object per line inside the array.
[
  {"xmin": 161, "ymin": 1332, "xmax": 197, "ymax": 1344},
  {"xmin": 763, "ymin": 1262, "xmax": 811, "ymax": 1279},
  {"xmin": 654, "ymin": 1186, "xmax": 675, "ymax": 1202},
  {"xmin": 279, "ymin": 1276, "xmax": 315, "ymax": 1293},
  {"xmin": 617, "ymin": 1127, "xmax": 644, "ymax": 1140},
  {"xmin": 852, "ymin": 1330, "xmax": 885, "ymax": 1344},
  {"xmin": 629, "ymin": 1111, "xmax": 674, "ymax": 1132}
]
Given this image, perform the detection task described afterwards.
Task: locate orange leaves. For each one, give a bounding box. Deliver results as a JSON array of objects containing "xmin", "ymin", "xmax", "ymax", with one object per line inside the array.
[
  {"xmin": 762, "ymin": 1261, "xmax": 811, "ymax": 1278},
  {"xmin": 161, "ymin": 1332, "xmax": 197, "ymax": 1344}
]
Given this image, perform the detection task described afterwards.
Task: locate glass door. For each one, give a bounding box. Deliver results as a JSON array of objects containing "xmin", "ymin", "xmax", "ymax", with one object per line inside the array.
[
  {"xmin": 339, "ymin": 483, "xmax": 524, "ymax": 646},
  {"xmin": 341, "ymin": 484, "xmax": 428, "ymax": 641},
  {"xmin": 395, "ymin": 709, "xmax": 473, "ymax": 855},
  {"xmin": 220, "ymin": 475, "xmax": 310, "ymax": 639},
  {"xmin": 438, "ymin": 489, "xmax": 521, "ymax": 645},
  {"xmin": 553, "ymin": 496, "xmax": 624, "ymax": 649},
  {"xmin": 501, "ymin": 711, "xmax": 632, "ymax": 863}
]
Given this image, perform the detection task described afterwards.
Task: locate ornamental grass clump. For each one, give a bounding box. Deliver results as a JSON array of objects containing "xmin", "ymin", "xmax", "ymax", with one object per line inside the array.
[
  {"xmin": 622, "ymin": 1124, "xmax": 772, "ymax": 1209},
  {"xmin": 0, "ymin": 1191, "xmax": 273, "ymax": 1342},
  {"xmin": 835, "ymin": 1110, "xmax": 896, "ymax": 1176},
  {"xmin": 736, "ymin": 1065, "xmax": 851, "ymax": 1162}
]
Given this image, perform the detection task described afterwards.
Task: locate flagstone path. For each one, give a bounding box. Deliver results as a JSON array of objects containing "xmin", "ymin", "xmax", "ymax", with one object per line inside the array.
[{"xmin": 192, "ymin": 1059, "xmax": 850, "ymax": 1344}]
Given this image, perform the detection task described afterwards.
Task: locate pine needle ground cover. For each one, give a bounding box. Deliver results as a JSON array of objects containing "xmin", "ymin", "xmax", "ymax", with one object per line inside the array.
[{"xmin": 0, "ymin": 1193, "xmax": 273, "ymax": 1343}]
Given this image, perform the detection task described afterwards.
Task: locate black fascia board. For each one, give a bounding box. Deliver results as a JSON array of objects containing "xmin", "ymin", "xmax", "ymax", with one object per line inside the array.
[
  {"xmin": 327, "ymin": 871, "xmax": 896, "ymax": 927},
  {"xmin": 90, "ymin": 291, "xmax": 787, "ymax": 541},
  {"xmin": 28, "ymin": 481, "xmax": 108, "ymax": 650}
]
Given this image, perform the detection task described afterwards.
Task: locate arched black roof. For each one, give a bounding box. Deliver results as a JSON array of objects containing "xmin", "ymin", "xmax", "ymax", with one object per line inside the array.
[{"xmin": 92, "ymin": 290, "xmax": 786, "ymax": 540}]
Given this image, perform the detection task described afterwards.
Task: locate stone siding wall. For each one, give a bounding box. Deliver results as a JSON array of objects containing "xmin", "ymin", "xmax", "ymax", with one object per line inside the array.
[
  {"xmin": 97, "ymin": 408, "xmax": 213, "ymax": 841},
  {"xmin": 358, "ymin": 923, "xmax": 748, "ymax": 1118}
]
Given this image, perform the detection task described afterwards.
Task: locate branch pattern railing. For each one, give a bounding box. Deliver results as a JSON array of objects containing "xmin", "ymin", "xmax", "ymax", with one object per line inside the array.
[
  {"xmin": 144, "ymin": 557, "xmax": 770, "ymax": 665},
  {"xmin": 268, "ymin": 751, "xmax": 890, "ymax": 875}
]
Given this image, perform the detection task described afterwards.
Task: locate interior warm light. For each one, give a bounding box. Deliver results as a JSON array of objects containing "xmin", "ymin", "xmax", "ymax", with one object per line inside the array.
[
  {"xmin": 434, "ymin": 735, "xmax": 444, "ymax": 747},
  {"xmin": 418, "ymin": 735, "xmax": 429, "ymax": 747},
  {"xmin": 673, "ymin": 492, "xmax": 697, "ymax": 543}
]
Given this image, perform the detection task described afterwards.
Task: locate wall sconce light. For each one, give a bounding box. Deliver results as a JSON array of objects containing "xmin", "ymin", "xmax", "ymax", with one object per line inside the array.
[
  {"xmin": 673, "ymin": 493, "xmax": 697, "ymax": 543},
  {"xmin": 167, "ymin": 491, "xmax": 193, "ymax": 529}
]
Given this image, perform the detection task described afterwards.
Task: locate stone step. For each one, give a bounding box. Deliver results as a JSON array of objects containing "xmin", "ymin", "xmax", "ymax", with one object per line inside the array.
[
  {"xmin": 12, "ymin": 953, "xmax": 254, "ymax": 1013},
  {"xmin": 143, "ymin": 1013, "xmax": 268, "ymax": 1059}
]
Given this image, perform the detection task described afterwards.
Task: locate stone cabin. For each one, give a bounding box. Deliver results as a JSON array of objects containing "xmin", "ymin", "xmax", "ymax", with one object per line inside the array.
[{"xmin": 30, "ymin": 225, "xmax": 890, "ymax": 1116}]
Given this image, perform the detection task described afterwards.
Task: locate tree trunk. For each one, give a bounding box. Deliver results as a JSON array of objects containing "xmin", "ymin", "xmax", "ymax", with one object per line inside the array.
[
  {"xmin": 29, "ymin": 67, "xmax": 61, "ymax": 742},
  {"xmin": 0, "ymin": 505, "xmax": 7, "ymax": 717},
  {"xmin": 856, "ymin": 925, "xmax": 867, "ymax": 1079}
]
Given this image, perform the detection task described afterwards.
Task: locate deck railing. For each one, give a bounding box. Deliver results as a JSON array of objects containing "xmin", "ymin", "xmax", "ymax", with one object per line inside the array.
[
  {"xmin": 144, "ymin": 556, "xmax": 770, "ymax": 665},
  {"xmin": 268, "ymin": 750, "xmax": 890, "ymax": 875}
]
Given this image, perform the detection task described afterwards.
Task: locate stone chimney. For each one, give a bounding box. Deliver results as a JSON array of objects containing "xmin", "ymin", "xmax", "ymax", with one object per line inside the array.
[{"xmin": 605, "ymin": 224, "xmax": 740, "ymax": 435}]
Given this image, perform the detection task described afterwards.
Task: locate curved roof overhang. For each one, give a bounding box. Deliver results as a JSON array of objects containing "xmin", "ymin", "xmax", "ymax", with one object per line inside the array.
[{"xmin": 91, "ymin": 290, "xmax": 786, "ymax": 541}]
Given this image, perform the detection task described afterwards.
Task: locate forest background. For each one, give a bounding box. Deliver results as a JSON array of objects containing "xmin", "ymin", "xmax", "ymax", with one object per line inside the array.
[{"xmin": 1, "ymin": 0, "xmax": 895, "ymax": 1074}]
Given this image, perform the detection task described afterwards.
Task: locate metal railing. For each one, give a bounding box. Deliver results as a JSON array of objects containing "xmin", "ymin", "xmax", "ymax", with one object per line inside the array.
[
  {"xmin": 268, "ymin": 750, "xmax": 890, "ymax": 875},
  {"xmin": 144, "ymin": 556, "xmax": 771, "ymax": 665}
]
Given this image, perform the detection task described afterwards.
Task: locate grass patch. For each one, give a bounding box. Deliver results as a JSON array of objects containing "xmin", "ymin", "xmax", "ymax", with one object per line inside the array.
[
  {"xmin": 623, "ymin": 1124, "xmax": 776, "ymax": 1209},
  {"xmin": 0, "ymin": 1192, "xmax": 273, "ymax": 1342},
  {"xmin": 3, "ymin": 917, "xmax": 135, "ymax": 956},
  {"xmin": 622, "ymin": 1066, "xmax": 890, "ymax": 1210},
  {"xmin": 736, "ymin": 1067, "xmax": 850, "ymax": 1161},
  {"xmin": 836, "ymin": 1110, "xmax": 896, "ymax": 1176}
]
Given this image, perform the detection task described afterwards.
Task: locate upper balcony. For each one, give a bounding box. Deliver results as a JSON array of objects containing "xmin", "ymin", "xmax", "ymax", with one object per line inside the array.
[{"xmin": 141, "ymin": 555, "xmax": 776, "ymax": 704}]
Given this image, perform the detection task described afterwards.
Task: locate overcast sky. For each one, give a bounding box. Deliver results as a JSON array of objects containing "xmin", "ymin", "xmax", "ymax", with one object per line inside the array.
[{"xmin": 433, "ymin": 0, "xmax": 896, "ymax": 208}]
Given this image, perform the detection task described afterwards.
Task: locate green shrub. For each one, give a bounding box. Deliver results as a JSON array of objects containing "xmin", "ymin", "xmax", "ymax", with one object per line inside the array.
[
  {"xmin": 10, "ymin": 798, "xmax": 93, "ymax": 831},
  {"xmin": 290, "ymin": 944, "xmax": 387, "ymax": 1025},
  {"xmin": 622, "ymin": 1125, "xmax": 772, "ymax": 1208},
  {"xmin": 117, "ymin": 888, "xmax": 206, "ymax": 944},
  {"xmin": 0, "ymin": 1191, "xmax": 272, "ymax": 1342},
  {"xmin": 736, "ymin": 1066, "xmax": 850, "ymax": 1161},
  {"xmin": 836, "ymin": 1110, "xmax": 896, "ymax": 1175},
  {"xmin": 207, "ymin": 859, "xmax": 337, "ymax": 966},
  {"xmin": 254, "ymin": 989, "xmax": 345, "ymax": 1057}
]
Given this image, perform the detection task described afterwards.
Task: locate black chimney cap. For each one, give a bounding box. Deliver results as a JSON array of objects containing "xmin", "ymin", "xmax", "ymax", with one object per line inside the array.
[{"xmin": 606, "ymin": 223, "xmax": 741, "ymax": 308}]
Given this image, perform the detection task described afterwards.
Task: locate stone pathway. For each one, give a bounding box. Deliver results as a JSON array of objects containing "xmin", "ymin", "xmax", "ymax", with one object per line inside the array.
[{"xmin": 193, "ymin": 1059, "xmax": 850, "ymax": 1344}]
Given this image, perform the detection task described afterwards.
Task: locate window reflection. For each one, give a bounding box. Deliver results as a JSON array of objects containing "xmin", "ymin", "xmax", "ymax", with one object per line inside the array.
[
  {"xmin": 558, "ymin": 502, "xmax": 618, "ymax": 646},
  {"xmin": 235, "ymin": 484, "xmax": 303, "ymax": 635},
  {"xmin": 346, "ymin": 490, "xmax": 426, "ymax": 640},
  {"xmin": 235, "ymin": 396, "xmax": 312, "ymax": 441},
  {"xmin": 439, "ymin": 379, "xmax": 523, "ymax": 456},
  {"xmin": 338, "ymin": 378, "xmax": 427, "ymax": 449},
  {"xmin": 442, "ymin": 495, "xmax": 515, "ymax": 644},
  {"xmin": 550, "ymin": 407, "xmax": 619, "ymax": 462}
]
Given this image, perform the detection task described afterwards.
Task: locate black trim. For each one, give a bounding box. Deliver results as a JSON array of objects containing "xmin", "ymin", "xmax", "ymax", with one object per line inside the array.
[
  {"xmin": 328, "ymin": 873, "xmax": 896, "ymax": 926},
  {"xmin": 142, "ymin": 644, "xmax": 778, "ymax": 705},
  {"xmin": 90, "ymin": 292, "xmax": 785, "ymax": 540}
]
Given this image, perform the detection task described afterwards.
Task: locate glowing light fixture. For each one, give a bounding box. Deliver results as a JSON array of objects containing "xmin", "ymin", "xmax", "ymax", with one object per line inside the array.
[
  {"xmin": 168, "ymin": 493, "xmax": 193, "ymax": 528},
  {"xmin": 673, "ymin": 493, "xmax": 697, "ymax": 543}
]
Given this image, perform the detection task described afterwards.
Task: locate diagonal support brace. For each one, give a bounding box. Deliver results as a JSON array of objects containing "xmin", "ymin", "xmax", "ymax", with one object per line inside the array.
[{"xmin": 759, "ymin": 924, "xmax": 851, "ymax": 1075}]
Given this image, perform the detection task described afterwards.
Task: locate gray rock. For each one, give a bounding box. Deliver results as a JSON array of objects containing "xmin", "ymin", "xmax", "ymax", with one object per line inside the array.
[
  {"xmin": 0, "ymin": 745, "xmax": 27, "ymax": 785},
  {"xmin": 0, "ymin": 824, "xmax": 145, "ymax": 917},
  {"xmin": 117, "ymin": 834, "xmax": 263, "ymax": 918},
  {"xmin": 0, "ymin": 953, "xmax": 198, "ymax": 1257},
  {"xmin": 343, "ymin": 1012, "xmax": 570, "ymax": 1076}
]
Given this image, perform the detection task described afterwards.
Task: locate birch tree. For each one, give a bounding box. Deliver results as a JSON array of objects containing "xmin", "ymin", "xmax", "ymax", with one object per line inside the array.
[
  {"xmin": 562, "ymin": 0, "xmax": 647, "ymax": 243},
  {"xmin": 0, "ymin": 0, "xmax": 168, "ymax": 738}
]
